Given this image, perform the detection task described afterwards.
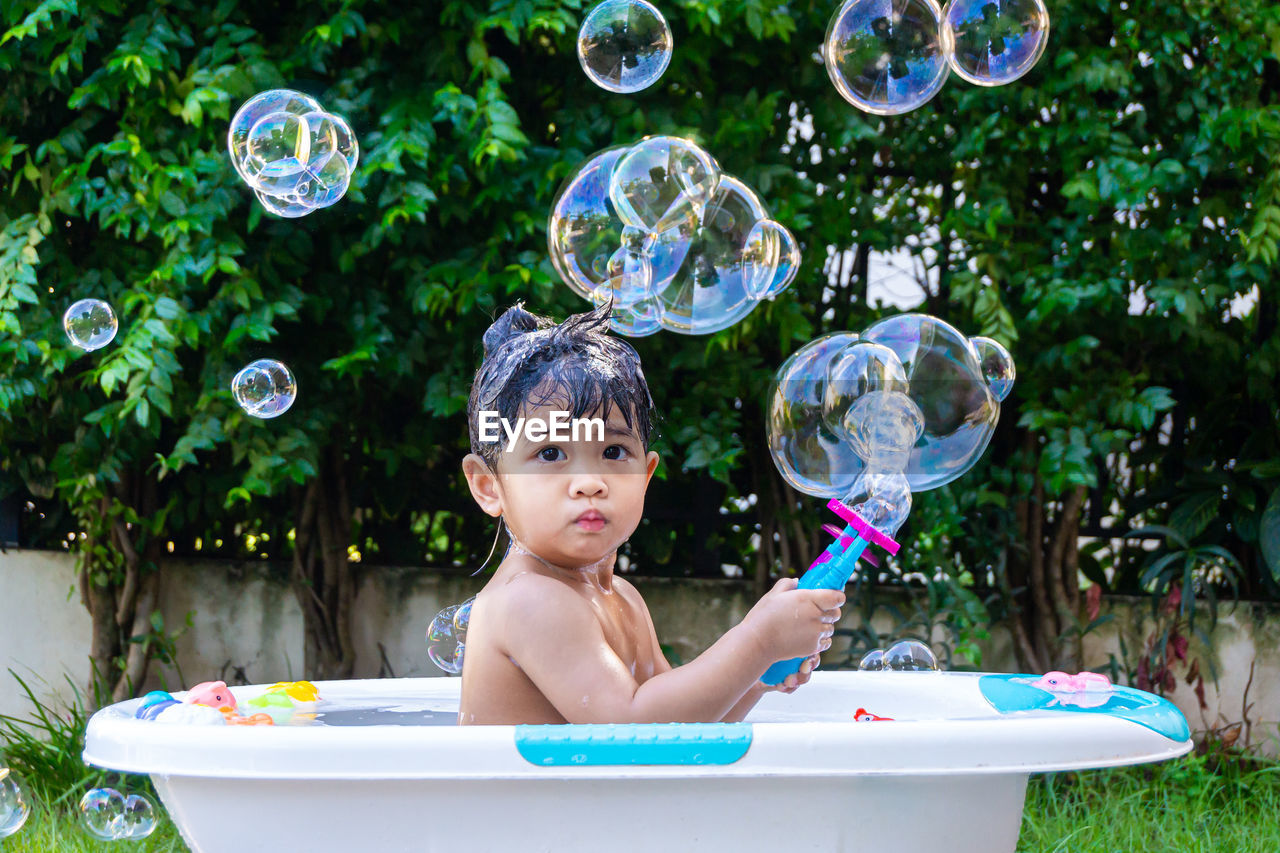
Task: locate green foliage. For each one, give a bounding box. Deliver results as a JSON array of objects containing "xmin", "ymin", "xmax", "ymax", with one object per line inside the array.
[
  {"xmin": 0, "ymin": 671, "xmax": 108, "ymax": 806},
  {"xmin": 0, "ymin": 0, "xmax": 1277, "ymax": 665}
]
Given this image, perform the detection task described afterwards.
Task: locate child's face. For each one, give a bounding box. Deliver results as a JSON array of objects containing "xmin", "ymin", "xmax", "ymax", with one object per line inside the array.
[{"xmin": 463, "ymin": 399, "xmax": 659, "ymax": 569}]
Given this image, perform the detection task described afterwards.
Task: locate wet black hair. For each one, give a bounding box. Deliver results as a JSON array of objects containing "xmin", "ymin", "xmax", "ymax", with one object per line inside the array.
[{"xmin": 466, "ymin": 301, "xmax": 655, "ymax": 468}]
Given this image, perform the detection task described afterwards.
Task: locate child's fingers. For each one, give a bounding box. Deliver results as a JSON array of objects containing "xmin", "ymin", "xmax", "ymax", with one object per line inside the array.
[{"xmin": 773, "ymin": 577, "xmax": 800, "ymax": 594}]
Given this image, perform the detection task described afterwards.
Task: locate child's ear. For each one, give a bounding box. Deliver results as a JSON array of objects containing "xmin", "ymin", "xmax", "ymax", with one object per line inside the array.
[
  {"xmin": 644, "ymin": 450, "xmax": 660, "ymax": 485},
  {"xmin": 462, "ymin": 453, "xmax": 504, "ymax": 517}
]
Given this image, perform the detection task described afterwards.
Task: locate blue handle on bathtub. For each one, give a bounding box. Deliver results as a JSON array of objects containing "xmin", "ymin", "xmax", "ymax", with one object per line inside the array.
[
  {"xmin": 515, "ymin": 723, "xmax": 752, "ymax": 766},
  {"xmin": 760, "ymin": 532, "xmax": 869, "ymax": 686}
]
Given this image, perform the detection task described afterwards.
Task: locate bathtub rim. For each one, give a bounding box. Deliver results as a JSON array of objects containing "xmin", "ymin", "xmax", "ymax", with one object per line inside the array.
[{"xmin": 84, "ymin": 671, "xmax": 1193, "ymax": 781}]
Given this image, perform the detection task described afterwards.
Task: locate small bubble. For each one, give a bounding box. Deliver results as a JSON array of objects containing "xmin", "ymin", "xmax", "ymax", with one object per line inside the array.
[
  {"xmin": 0, "ymin": 769, "xmax": 31, "ymax": 839},
  {"xmin": 885, "ymin": 639, "xmax": 939, "ymax": 671},
  {"xmin": 578, "ymin": 0, "xmax": 673, "ymax": 94},
  {"xmin": 63, "ymin": 298, "xmax": 118, "ymax": 351},
  {"xmin": 79, "ymin": 788, "xmax": 126, "ymax": 841},
  {"xmin": 232, "ymin": 359, "xmax": 297, "ymax": 418}
]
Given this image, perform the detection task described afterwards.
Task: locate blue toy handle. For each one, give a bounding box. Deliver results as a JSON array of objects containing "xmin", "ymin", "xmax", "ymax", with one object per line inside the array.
[{"xmin": 759, "ymin": 531, "xmax": 868, "ymax": 686}]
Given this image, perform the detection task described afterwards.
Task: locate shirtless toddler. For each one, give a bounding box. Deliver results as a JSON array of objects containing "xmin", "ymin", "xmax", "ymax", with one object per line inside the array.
[{"xmin": 457, "ymin": 302, "xmax": 844, "ymax": 725}]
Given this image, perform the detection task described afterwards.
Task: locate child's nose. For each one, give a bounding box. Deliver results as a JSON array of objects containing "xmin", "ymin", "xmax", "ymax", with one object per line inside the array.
[{"xmin": 569, "ymin": 471, "xmax": 607, "ymax": 497}]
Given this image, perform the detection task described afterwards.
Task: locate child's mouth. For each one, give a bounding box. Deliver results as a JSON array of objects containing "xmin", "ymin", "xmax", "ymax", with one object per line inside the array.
[{"xmin": 574, "ymin": 510, "xmax": 606, "ymax": 532}]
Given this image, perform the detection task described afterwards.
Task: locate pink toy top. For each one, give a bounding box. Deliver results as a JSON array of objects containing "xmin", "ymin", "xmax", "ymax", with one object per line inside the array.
[
  {"xmin": 828, "ymin": 499, "xmax": 901, "ymax": 555},
  {"xmin": 185, "ymin": 681, "xmax": 238, "ymax": 713}
]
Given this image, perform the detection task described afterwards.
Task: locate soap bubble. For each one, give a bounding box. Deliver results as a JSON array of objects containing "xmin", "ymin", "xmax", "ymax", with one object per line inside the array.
[
  {"xmin": 858, "ymin": 648, "xmax": 887, "ymax": 671},
  {"xmin": 860, "ymin": 313, "xmax": 1003, "ymax": 490},
  {"xmin": 79, "ymin": 787, "xmax": 126, "ymax": 841},
  {"xmin": 0, "ymin": 769, "xmax": 30, "ymax": 838},
  {"xmin": 971, "ymin": 335, "xmax": 1015, "ymax": 401},
  {"xmin": 651, "ymin": 175, "xmax": 775, "ymax": 334},
  {"xmin": 578, "ymin": 0, "xmax": 673, "ymax": 94},
  {"xmin": 885, "ymin": 639, "xmax": 939, "ymax": 671},
  {"xmin": 768, "ymin": 332, "xmax": 865, "ymax": 499},
  {"xmin": 548, "ymin": 145, "xmax": 692, "ymax": 307},
  {"xmin": 232, "ymin": 358, "xmax": 297, "ymax": 418},
  {"xmin": 846, "ymin": 469, "xmax": 914, "ymax": 537},
  {"xmin": 755, "ymin": 222, "xmax": 801, "ymax": 300},
  {"xmin": 551, "ymin": 138, "xmax": 800, "ymax": 336},
  {"xmin": 427, "ymin": 596, "xmax": 476, "ymax": 675},
  {"xmin": 228, "ymin": 89, "xmax": 358, "ymax": 217},
  {"xmin": 120, "ymin": 793, "xmax": 157, "ymax": 840},
  {"xmin": 824, "ymin": 0, "xmax": 951, "ymax": 115},
  {"xmin": 821, "ymin": 341, "xmax": 910, "ymax": 441},
  {"xmin": 844, "ymin": 390, "xmax": 925, "ymax": 469},
  {"xmin": 770, "ymin": 314, "xmax": 1014, "ymax": 503},
  {"xmin": 63, "ymin": 298, "xmax": 118, "ymax": 351},
  {"xmin": 942, "ymin": 0, "xmax": 1049, "ymax": 86},
  {"xmin": 609, "ymin": 135, "xmax": 720, "ymax": 234}
]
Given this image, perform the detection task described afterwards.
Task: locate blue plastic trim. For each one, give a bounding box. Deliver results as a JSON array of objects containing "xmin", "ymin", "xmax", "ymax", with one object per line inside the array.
[
  {"xmin": 978, "ymin": 673, "xmax": 1191, "ymax": 742},
  {"xmin": 514, "ymin": 723, "xmax": 753, "ymax": 766}
]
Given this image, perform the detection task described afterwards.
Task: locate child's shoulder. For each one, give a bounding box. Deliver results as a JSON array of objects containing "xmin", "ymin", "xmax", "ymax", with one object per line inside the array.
[{"xmin": 484, "ymin": 563, "xmax": 592, "ymax": 623}]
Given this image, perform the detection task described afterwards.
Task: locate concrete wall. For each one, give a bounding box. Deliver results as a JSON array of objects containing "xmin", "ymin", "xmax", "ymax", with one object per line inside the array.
[{"xmin": 2, "ymin": 549, "xmax": 1277, "ymax": 753}]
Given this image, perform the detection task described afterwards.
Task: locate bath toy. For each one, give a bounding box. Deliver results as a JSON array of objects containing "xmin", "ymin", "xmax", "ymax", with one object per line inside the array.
[
  {"xmin": 854, "ymin": 708, "xmax": 893, "ymax": 721},
  {"xmin": 1027, "ymin": 671, "xmax": 1114, "ymax": 708},
  {"xmin": 763, "ymin": 315, "xmax": 1015, "ymax": 685},
  {"xmin": 184, "ymin": 681, "xmax": 238, "ymax": 713},
  {"xmin": 84, "ymin": 672, "xmax": 1192, "ymax": 853},
  {"xmin": 134, "ymin": 691, "xmax": 180, "ymax": 721},
  {"xmin": 224, "ymin": 712, "xmax": 275, "ymax": 726},
  {"xmin": 266, "ymin": 681, "xmax": 321, "ymax": 703}
]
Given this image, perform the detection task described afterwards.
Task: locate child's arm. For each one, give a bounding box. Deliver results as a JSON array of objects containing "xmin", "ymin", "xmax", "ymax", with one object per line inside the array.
[
  {"xmin": 719, "ymin": 651, "xmax": 822, "ymax": 722},
  {"xmin": 500, "ymin": 575, "xmax": 842, "ymax": 724}
]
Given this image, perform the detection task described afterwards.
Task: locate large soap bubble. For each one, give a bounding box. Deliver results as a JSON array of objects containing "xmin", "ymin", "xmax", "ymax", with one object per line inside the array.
[
  {"xmin": 769, "ymin": 314, "xmax": 1014, "ymax": 519},
  {"xmin": 824, "ymin": 0, "xmax": 951, "ymax": 115},
  {"xmin": 650, "ymin": 176, "xmax": 774, "ymax": 334},
  {"xmin": 578, "ymin": 0, "xmax": 673, "ymax": 94},
  {"xmin": 63, "ymin": 298, "xmax": 117, "ymax": 351},
  {"xmin": 549, "ymin": 145, "xmax": 693, "ymax": 308},
  {"xmin": 885, "ymin": 638, "xmax": 939, "ymax": 670},
  {"xmin": 232, "ymin": 358, "xmax": 297, "ymax": 419},
  {"xmin": 551, "ymin": 137, "xmax": 798, "ymax": 336},
  {"xmin": 228, "ymin": 89, "xmax": 358, "ymax": 217},
  {"xmin": 427, "ymin": 596, "xmax": 475, "ymax": 674},
  {"xmin": 941, "ymin": 0, "xmax": 1049, "ymax": 86},
  {"xmin": 0, "ymin": 769, "xmax": 30, "ymax": 839}
]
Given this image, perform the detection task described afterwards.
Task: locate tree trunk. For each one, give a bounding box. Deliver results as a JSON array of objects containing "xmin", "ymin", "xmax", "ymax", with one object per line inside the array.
[
  {"xmin": 291, "ymin": 446, "xmax": 357, "ymax": 680},
  {"xmin": 1005, "ymin": 431, "xmax": 1088, "ymax": 672}
]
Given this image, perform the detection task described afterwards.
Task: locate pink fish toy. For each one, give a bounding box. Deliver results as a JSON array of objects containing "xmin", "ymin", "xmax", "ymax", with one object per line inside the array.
[
  {"xmin": 1029, "ymin": 671, "xmax": 1113, "ymax": 708},
  {"xmin": 184, "ymin": 681, "xmax": 239, "ymax": 713}
]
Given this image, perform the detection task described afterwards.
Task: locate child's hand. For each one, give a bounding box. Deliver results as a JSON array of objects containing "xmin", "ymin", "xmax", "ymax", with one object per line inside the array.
[
  {"xmin": 744, "ymin": 577, "xmax": 844, "ymax": 664},
  {"xmin": 765, "ymin": 652, "xmax": 822, "ymax": 694}
]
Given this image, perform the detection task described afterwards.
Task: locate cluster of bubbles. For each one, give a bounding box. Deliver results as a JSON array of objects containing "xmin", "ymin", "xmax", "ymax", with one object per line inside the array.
[
  {"xmin": 60, "ymin": 296, "xmax": 296, "ymax": 420},
  {"xmin": 78, "ymin": 788, "xmax": 157, "ymax": 842},
  {"xmin": 824, "ymin": 0, "xmax": 1050, "ymax": 114},
  {"xmin": 63, "ymin": 298, "xmax": 118, "ymax": 352},
  {"xmin": 0, "ymin": 768, "xmax": 30, "ymax": 839},
  {"xmin": 549, "ymin": 135, "xmax": 800, "ymax": 336},
  {"xmin": 769, "ymin": 314, "xmax": 1015, "ymax": 537},
  {"xmin": 231, "ymin": 358, "xmax": 297, "ymax": 418},
  {"xmin": 578, "ymin": 0, "xmax": 673, "ymax": 93},
  {"xmin": 426, "ymin": 596, "xmax": 475, "ymax": 674},
  {"xmin": 858, "ymin": 638, "xmax": 940, "ymax": 671},
  {"xmin": 228, "ymin": 89, "xmax": 359, "ymax": 218}
]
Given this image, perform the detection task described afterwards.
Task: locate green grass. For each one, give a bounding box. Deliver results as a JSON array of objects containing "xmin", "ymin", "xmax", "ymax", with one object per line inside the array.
[
  {"xmin": 1, "ymin": 797, "xmax": 187, "ymax": 852},
  {"xmin": 1018, "ymin": 753, "xmax": 1280, "ymax": 852}
]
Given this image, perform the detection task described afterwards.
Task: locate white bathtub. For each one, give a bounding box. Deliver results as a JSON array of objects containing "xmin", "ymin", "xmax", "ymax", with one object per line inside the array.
[{"xmin": 84, "ymin": 671, "xmax": 1191, "ymax": 853}]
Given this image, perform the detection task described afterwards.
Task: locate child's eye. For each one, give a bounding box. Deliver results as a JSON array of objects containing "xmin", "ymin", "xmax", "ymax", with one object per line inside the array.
[
  {"xmin": 603, "ymin": 444, "xmax": 630, "ymax": 461},
  {"xmin": 537, "ymin": 446, "xmax": 565, "ymax": 462}
]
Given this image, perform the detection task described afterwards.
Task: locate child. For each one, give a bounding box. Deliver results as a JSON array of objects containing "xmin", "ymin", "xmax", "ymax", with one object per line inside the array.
[{"xmin": 458, "ymin": 302, "xmax": 844, "ymax": 725}]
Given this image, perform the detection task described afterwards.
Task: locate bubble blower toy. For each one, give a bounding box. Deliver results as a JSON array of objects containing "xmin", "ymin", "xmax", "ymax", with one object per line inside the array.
[{"xmin": 761, "ymin": 314, "xmax": 1015, "ymax": 685}]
